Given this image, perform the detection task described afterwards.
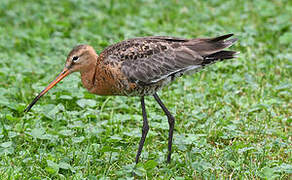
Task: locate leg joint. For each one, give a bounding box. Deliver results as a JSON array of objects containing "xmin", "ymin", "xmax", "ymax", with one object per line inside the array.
[{"xmin": 142, "ymin": 124, "xmax": 149, "ymax": 133}]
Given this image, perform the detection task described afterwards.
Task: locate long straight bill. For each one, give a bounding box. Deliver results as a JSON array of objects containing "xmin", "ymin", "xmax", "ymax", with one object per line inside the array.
[{"xmin": 24, "ymin": 68, "xmax": 70, "ymax": 112}]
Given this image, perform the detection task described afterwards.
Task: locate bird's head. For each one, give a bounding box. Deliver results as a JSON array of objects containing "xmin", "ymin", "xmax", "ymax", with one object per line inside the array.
[
  {"xmin": 24, "ymin": 45, "xmax": 98, "ymax": 112},
  {"xmin": 65, "ymin": 45, "xmax": 98, "ymax": 73}
]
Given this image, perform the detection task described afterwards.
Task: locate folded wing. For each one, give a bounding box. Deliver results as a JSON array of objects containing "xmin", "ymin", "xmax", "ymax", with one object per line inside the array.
[{"xmin": 105, "ymin": 34, "xmax": 238, "ymax": 85}]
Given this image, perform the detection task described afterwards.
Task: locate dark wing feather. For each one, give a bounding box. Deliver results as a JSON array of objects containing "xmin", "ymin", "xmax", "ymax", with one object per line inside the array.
[
  {"xmin": 141, "ymin": 36, "xmax": 189, "ymax": 42},
  {"xmin": 119, "ymin": 42, "xmax": 203, "ymax": 84},
  {"xmin": 102, "ymin": 34, "xmax": 238, "ymax": 84}
]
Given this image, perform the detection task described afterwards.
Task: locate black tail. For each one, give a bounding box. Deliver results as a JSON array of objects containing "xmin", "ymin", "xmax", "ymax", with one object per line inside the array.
[
  {"xmin": 202, "ymin": 50, "xmax": 239, "ymax": 65},
  {"xmin": 208, "ymin": 33, "xmax": 234, "ymax": 42},
  {"xmin": 186, "ymin": 34, "xmax": 238, "ymax": 56},
  {"xmin": 199, "ymin": 34, "xmax": 239, "ymax": 65},
  {"xmin": 205, "ymin": 50, "xmax": 238, "ymax": 60}
]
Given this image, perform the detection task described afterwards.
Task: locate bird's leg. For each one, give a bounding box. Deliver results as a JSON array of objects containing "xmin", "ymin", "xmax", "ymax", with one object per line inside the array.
[
  {"xmin": 135, "ymin": 96, "xmax": 149, "ymax": 164},
  {"xmin": 153, "ymin": 93, "xmax": 175, "ymax": 163}
]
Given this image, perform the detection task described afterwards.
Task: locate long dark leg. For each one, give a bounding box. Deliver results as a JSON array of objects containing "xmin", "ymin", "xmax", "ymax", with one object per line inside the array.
[
  {"xmin": 153, "ymin": 93, "xmax": 175, "ymax": 163},
  {"xmin": 135, "ymin": 96, "xmax": 149, "ymax": 164}
]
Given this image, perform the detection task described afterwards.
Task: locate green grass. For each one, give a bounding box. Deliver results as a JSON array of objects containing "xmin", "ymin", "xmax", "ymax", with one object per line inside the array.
[{"xmin": 0, "ymin": 0, "xmax": 291, "ymax": 179}]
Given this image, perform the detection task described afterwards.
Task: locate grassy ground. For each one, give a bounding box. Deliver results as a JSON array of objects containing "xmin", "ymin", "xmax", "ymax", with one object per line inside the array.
[{"xmin": 0, "ymin": 0, "xmax": 291, "ymax": 179}]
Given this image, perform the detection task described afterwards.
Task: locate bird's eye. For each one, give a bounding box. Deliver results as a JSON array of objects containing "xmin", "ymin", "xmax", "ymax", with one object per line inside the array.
[{"xmin": 72, "ymin": 56, "xmax": 79, "ymax": 62}]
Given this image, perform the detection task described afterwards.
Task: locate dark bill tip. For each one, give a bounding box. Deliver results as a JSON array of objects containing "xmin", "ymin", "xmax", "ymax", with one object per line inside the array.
[
  {"xmin": 24, "ymin": 67, "xmax": 70, "ymax": 113},
  {"xmin": 24, "ymin": 94, "xmax": 43, "ymax": 112}
]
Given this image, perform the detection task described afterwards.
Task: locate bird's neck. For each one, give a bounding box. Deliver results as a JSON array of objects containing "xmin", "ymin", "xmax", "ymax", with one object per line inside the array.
[
  {"xmin": 79, "ymin": 55, "xmax": 123, "ymax": 96},
  {"xmin": 80, "ymin": 56, "xmax": 99, "ymax": 92}
]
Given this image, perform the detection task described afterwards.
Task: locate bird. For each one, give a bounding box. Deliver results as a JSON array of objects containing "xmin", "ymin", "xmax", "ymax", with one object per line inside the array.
[{"xmin": 24, "ymin": 34, "xmax": 238, "ymax": 163}]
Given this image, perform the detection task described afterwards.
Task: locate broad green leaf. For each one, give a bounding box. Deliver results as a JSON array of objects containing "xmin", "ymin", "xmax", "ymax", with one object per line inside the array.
[
  {"xmin": 280, "ymin": 32, "xmax": 292, "ymax": 45},
  {"xmin": 0, "ymin": 141, "xmax": 12, "ymax": 148},
  {"xmin": 46, "ymin": 160, "xmax": 59, "ymax": 174},
  {"xmin": 59, "ymin": 129, "xmax": 74, "ymax": 136},
  {"xmin": 31, "ymin": 128, "xmax": 45, "ymax": 139},
  {"xmin": 144, "ymin": 160, "xmax": 158, "ymax": 170},
  {"xmin": 76, "ymin": 99, "xmax": 97, "ymax": 108},
  {"xmin": 72, "ymin": 136, "xmax": 85, "ymax": 143},
  {"xmin": 59, "ymin": 162, "xmax": 72, "ymax": 170}
]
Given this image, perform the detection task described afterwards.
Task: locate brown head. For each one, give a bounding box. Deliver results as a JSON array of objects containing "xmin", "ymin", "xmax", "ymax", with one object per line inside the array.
[
  {"xmin": 24, "ymin": 45, "xmax": 98, "ymax": 112},
  {"xmin": 65, "ymin": 45, "xmax": 98, "ymax": 73}
]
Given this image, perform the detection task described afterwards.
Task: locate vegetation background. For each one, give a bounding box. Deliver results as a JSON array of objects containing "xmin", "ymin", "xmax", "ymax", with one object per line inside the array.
[{"xmin": 0, "ymin": 0, "xmax": 291, "ymax": 179}]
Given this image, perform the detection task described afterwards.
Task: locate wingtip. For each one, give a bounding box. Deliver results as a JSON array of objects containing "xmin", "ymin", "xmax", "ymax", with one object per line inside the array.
[
  {"xmin": 226, "ymin": 38, "xmax": 238, "ymax": 45},
  {"xmin": 230, "ymin": 38, "xmax": 238, "ymax": 43},
  {"xmin": 225, "ymin": 33, "xmax": 234, "ymax": 38},
  {"xmin": 210, "ymin": 33, "xmax": 235, "ymax": 42},
  {"xmin": 233, "ymin": 51, "xmax": 240, "ymax": 58}
]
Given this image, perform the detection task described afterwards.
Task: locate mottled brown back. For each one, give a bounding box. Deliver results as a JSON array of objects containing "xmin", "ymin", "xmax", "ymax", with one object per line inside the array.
[{"xmin": 100, "ymin": 34, "xmax": 238, "ymax": 86}]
